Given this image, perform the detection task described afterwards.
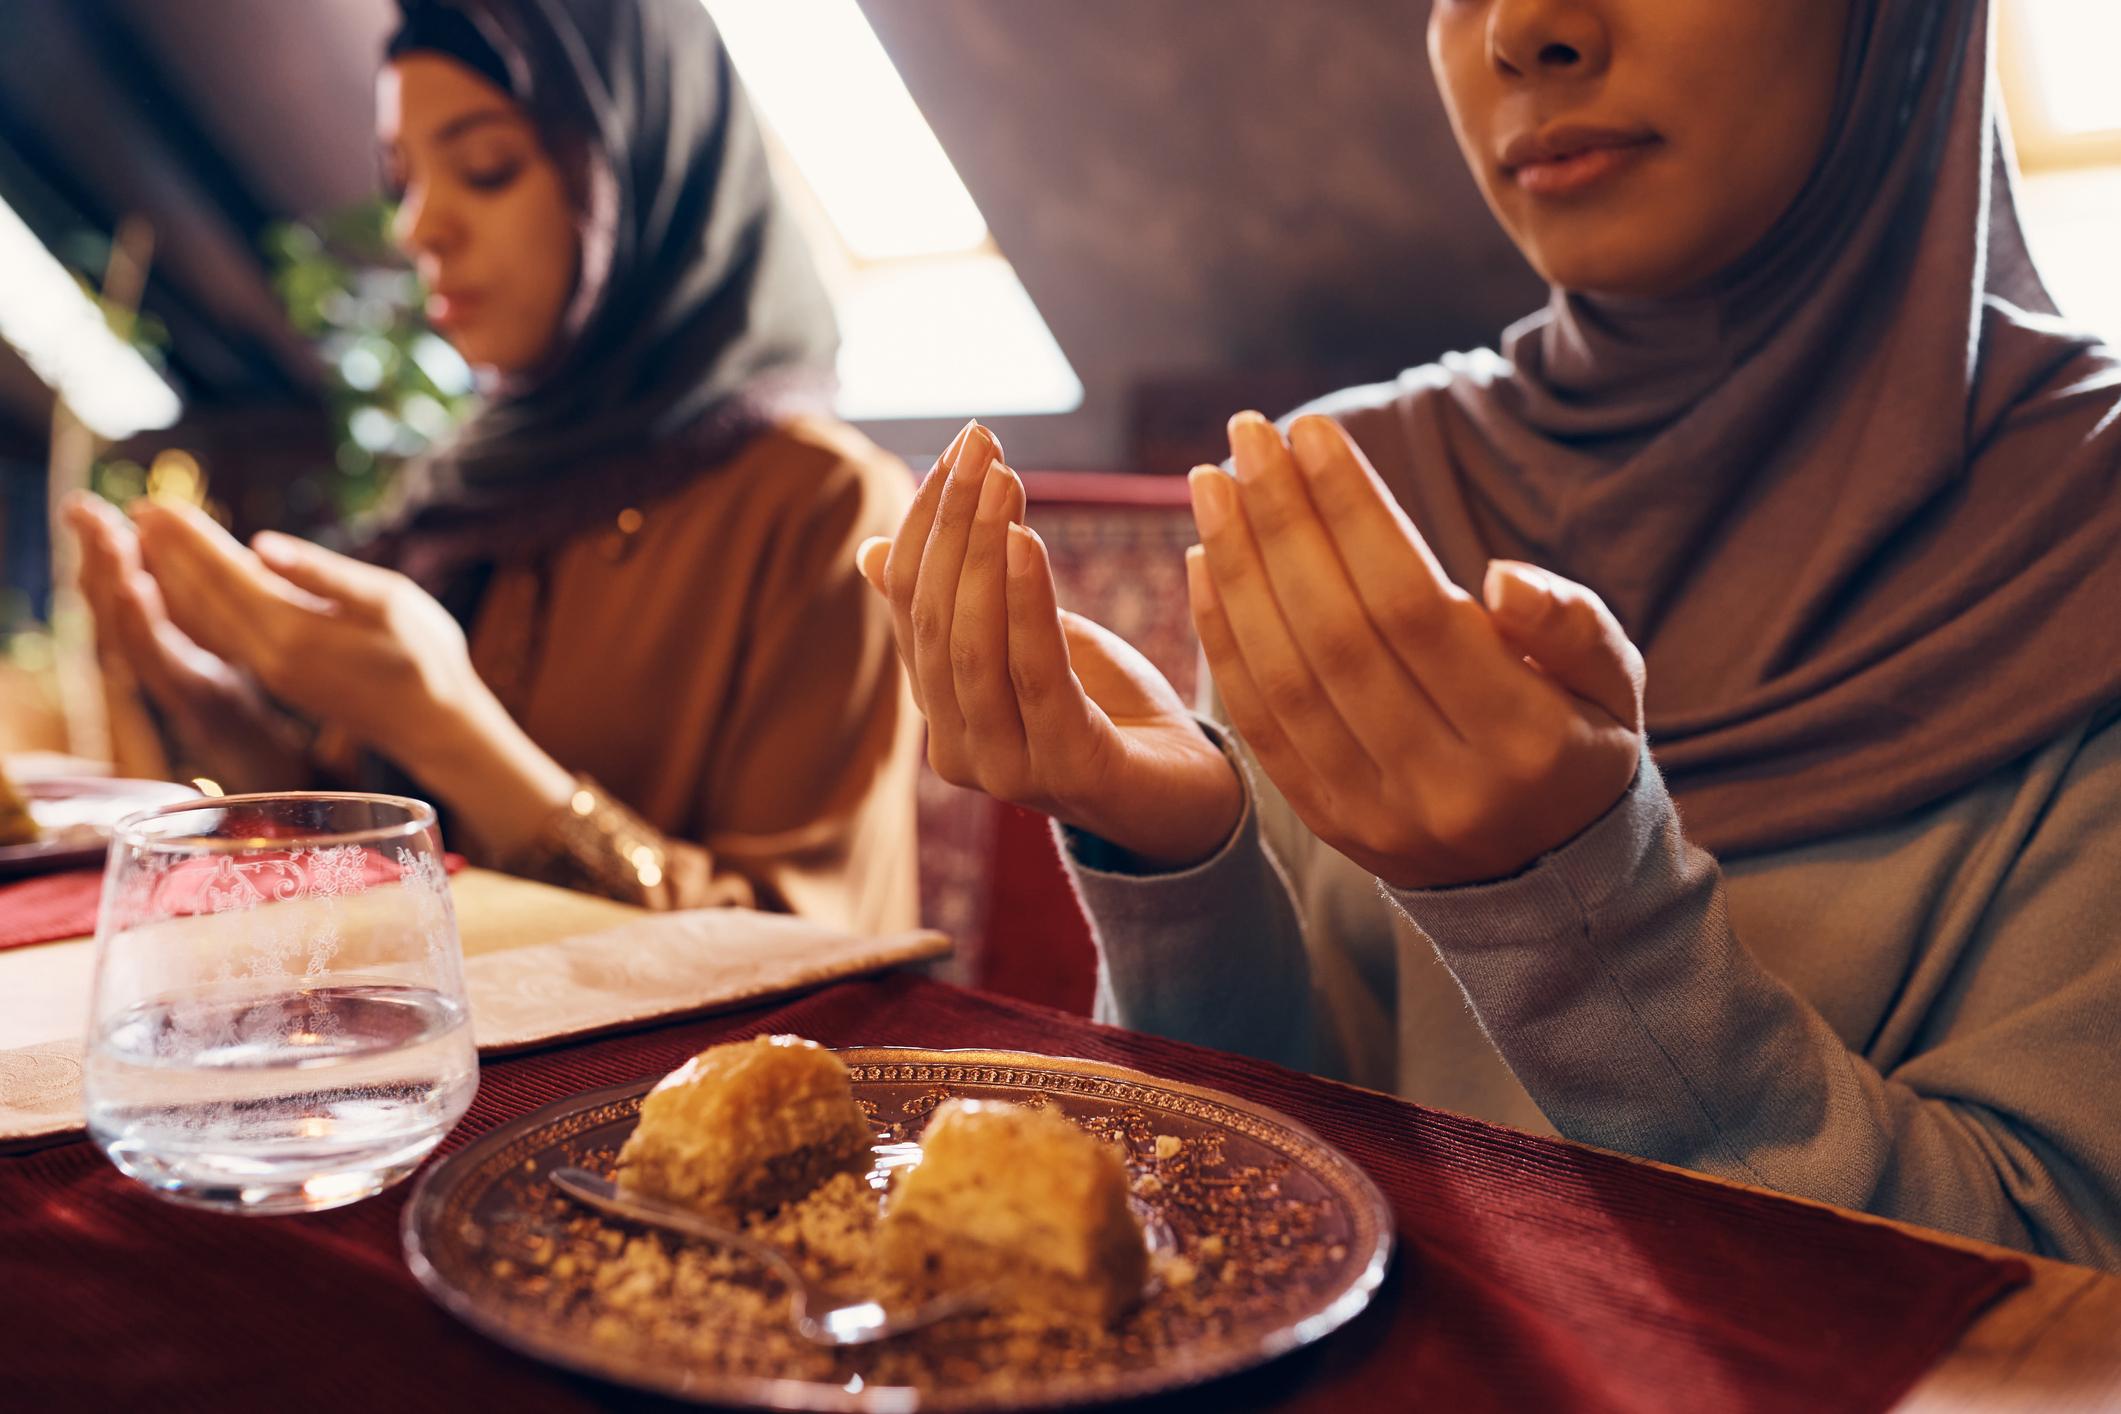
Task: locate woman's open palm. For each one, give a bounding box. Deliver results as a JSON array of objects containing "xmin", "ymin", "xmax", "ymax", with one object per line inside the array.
[
  {"xmin": 857, "ymin": 423, "xmax": 1242, "ymax": 870},
  {"xmin": 1185, "ymin": 412, "xmax": 1644, "ymax": 890}
]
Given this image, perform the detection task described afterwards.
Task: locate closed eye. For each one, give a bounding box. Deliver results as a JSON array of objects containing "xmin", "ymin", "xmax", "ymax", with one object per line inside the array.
[{"xmin": 460, "ymin": 160, "xmax": 524, "ymax": 193}]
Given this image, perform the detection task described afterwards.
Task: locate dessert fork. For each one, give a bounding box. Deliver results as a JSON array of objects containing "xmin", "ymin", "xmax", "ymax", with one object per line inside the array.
[{"xmin": 548, "ymin": 1166, "xmax": 984, "ymax": 1345}]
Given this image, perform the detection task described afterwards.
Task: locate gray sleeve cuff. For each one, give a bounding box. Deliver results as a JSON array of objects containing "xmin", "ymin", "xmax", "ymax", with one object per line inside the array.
[
  {"xmin": 1055, "ymin": 718, "xmax": 1316, "ymax": 1070},
  {"xmin": 1058, "ymin": 715, "xmax": 1253, "ymax": 882},
  {"xmin": 1382, "ymin": 747, "xmax": 1669, "ymax": 947},
  {"xmin": 1058, "ymin": 717, "xmax": 1273, "ymax": 1023}
]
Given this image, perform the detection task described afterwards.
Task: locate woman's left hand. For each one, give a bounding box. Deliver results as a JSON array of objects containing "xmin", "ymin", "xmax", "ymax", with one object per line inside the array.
[
  {"xmin": 1187, "ymin": 412, "xmax": 1645, "ymax": 891},
  {"xmin": 130, "ymin": 501, "xmax": 493, "ymax": 775}
]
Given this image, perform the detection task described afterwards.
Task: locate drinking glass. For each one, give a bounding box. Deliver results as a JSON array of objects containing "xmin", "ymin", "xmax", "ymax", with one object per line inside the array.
[{"xmin": 82, "ymin": 793, "xmax": 477, "ymax": 1214}]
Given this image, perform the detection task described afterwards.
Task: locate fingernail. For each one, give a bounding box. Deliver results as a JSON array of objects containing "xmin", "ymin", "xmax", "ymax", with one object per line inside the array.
[
  {"xmin": 961, "ymin": 423, "xmax": 1001, "ymax": 472},
  {"xmin": 1484, "ymin": 561, "xmax": 1545, "ymax": 621},
  {"xmin": 855, "ymin": 536, "xmax": 888, "ymax": 588},
  {"xmin": 1289, "ymin": 415, "xmax": 1334, "ymax": 475},
  {"xmin": 1188, "ymin": 466, "xmax": 1229, "ymax": 534},
  {"xmin": 1006, "ymin": 523, "xmax": 1033, "ymax": 576},
  {"xmin": 934, "ymin": 419, "xmax": 975, "ymax": 468},
  {"xmin": 1226, "ymin": 410, "xmax": 1273, "ymax": 481},
  {"xmin": 952, "ymin": 419, "xmax": 985, "ymax": 457},
  {"xmin": 976, "ymin": 462, "xmax": 1011, "ymax": 520}
]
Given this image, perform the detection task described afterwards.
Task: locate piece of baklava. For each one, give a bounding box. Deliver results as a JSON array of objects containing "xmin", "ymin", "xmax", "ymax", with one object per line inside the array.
[
  {"xmin": 880, "ymin": 1099, "xmax": 1149, "ymax": 1323},
  {"xmin": 0, "ymin": 765, "xmax": 37, "ymax": 846},
  {"xmin": 616, "ymin": 1035, "xmax": 872, "ymax": 1221}
]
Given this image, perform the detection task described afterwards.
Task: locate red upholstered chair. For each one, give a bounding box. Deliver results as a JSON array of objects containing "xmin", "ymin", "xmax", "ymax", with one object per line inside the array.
[{"xmin": 914, "ymin": 472, "xmax": 1200, "ymax": 1015}]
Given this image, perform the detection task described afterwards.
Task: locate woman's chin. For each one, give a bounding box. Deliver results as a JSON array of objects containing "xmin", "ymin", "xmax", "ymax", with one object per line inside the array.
[
  {"xmin": 444, "ymin": 331, "xmax": 533, "ymax": 379},
  {"xmin": 1507, "ymin": 210, "xmax": 1757, "ymax": 302},
  {"xmin": 1522, "ymin": 241, "xmax": 1714, "ymax": 302}
]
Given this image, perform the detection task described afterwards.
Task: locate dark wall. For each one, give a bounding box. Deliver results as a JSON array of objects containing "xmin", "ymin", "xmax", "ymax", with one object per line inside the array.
[
  {"xmin": 859, "ymin": 0, "xmax": 1545, "ymax": 468},
  {"xmin": 0, "ymin": 0, "xmax": 357, "ymax": 411}
]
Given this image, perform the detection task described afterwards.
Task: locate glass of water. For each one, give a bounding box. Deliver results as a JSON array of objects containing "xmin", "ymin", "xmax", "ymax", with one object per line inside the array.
[{"xmin": 83, "ymin": 792, "xmax": 477, "ymax": 1214}]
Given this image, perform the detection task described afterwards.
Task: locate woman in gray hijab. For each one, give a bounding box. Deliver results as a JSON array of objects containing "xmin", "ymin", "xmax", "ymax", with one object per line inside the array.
[
  {"xmin": 869, "ymin": 0, "xmax": 2121, "ymax": 1266},
  {"xmin": 69, "ymin": 0, "xmax": 922, "ymax": 934}
]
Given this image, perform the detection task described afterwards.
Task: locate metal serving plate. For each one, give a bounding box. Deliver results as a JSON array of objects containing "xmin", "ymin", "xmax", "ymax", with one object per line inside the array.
[
  {"xmin": 0, "ymin": 777, "xmax": 199, "ymax": 879},
  {"xmin": 403, "ymin": 1046, "xmax": 1395, "ymax": 1411}
]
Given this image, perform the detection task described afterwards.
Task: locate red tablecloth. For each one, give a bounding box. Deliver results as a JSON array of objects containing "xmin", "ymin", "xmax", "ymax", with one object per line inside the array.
[
  {"xmin": 0, "ymin": 869, "xmax": 117, "ymax": 950},
  {"xmin": 0, "ymin": 854, "xmax": 467, "ymax": 952},
  {"xmin": 1, "ymin": 974, "xmax": 2024, "ymax": 1413}
]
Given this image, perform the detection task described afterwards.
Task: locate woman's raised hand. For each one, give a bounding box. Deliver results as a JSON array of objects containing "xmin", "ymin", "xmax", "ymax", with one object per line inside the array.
[
  {"xmin": 62, "ymin": 493, "xmax": 309, "ymax": 790},
  {"xmin": 125, "ymin": 499, "xmax": 493, "ymax": 775},
  {"xmin": 857, "ymin": 423, "xmax": 1243, "ymax": 870},
  {"xmin": 103, "ymin": 500, "xmax": 579, "ymax": 857},
  {"xmin": 1186, "ymin": 412, "xmax": 1644, "ymax": 891}
]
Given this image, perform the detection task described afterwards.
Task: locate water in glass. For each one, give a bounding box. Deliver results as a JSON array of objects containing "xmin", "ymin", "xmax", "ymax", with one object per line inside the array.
[{"xmin": 83, "ymin": 794, "xmax": 478, "ymax": 1214}]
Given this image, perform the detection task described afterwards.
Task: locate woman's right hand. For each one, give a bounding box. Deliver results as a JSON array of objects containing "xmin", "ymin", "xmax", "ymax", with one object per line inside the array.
[
  {"xmin": 63, "ymin": 493, "xmax": 309, "ymax": 792},
  {"xmin": 857, "ymin": 423, "xmax": 1243, "ymax": 870}
]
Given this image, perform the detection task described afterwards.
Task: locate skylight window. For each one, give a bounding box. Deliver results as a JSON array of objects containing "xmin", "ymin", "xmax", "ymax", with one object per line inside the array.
[
  {"xmin": 833, "ymin": 253, "xmax": 1084, "ymax": 420},
  {"xmin": 2011, "ymin": 0, "xmax": 2121, "ymax": 139},
  {"xmin": 702, "ymin": 0, "xmax": 1082, "ymax": 419},
  {"xmin": 704, "ymin": 0, "xmax": 985, "ymax": 260},
  {"xmin": 2002, "ymin": 0, "xmax": 2121, "ymax": 339},
  {"xmin": 0, "ymin": 195, "xmax": 181, "ymax": 441}
]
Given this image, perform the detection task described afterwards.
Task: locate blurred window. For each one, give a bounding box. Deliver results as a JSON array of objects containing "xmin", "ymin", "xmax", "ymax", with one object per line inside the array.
[
  {"xmin": 2001, "ymin": 0, "xmax": 2121, "ymax": 338},
  {"xmin": 703, "ymin": 0, "xmax": 1082, "ymax": 419},
  {"xmin": 0, "ymin": 197, "xmax": 179, "ymax": 440}
]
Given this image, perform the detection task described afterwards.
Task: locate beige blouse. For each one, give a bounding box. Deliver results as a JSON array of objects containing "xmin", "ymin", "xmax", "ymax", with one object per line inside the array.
[{"xmin": 462, "ymin": 416, "xmax": 920, "ymax": 937}]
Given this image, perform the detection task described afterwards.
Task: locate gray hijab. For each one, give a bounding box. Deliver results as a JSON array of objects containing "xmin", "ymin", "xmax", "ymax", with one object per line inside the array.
[
  {"xmin": 1326, "ymin": 0, "xmax": 2121, "ymax": 856},
  {"xmin": 370, "ymin": 0, "xmax": 839, "ymax": 604}
]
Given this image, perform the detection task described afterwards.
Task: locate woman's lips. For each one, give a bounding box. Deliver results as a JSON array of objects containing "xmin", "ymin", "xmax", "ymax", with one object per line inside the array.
[
  {"xmin": 1501, "ymin": 127, "xmax": 1661, "ymax": 197},
  {"xmin": 426, "ymin": 290, "xmax": 480, "ymax": 328}
]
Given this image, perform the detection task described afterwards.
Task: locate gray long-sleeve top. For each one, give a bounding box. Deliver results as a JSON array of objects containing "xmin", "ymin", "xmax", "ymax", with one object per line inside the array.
[{"xmin": 1066, "ymin": 711, "xmax": 2121, "ymax": 1269}]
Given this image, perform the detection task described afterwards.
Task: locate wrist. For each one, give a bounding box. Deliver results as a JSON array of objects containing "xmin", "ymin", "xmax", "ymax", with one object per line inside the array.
[
  {"xmin": 1071, "ymin": 738, "xmax": 1244, "ymax": 872},
  {"xmin": 395, "ymin": 685, "xmax": 497, "ymax": 788},
  {"xmin": 404, "ymin": 687, "xmax": 574, "ymax": 848}
]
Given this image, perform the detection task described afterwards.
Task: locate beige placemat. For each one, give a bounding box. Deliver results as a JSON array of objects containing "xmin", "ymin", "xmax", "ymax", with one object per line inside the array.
[
  {"xmin": 0, "ymin": 869, "xmax": 650, "ymax": 1052},
  {"xmin": 0, "ymin": 880, "xmax": 948, "ymax": 1148}
]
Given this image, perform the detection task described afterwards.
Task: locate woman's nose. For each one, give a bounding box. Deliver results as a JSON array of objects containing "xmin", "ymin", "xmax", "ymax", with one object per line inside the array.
[
  {"xmin": 1487, "ymin": 0, "xmax": 1611, "ymax": 80},
  {"xmin": 393, "ymin": 183, "xmax": 461, "ymax": 264}
]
